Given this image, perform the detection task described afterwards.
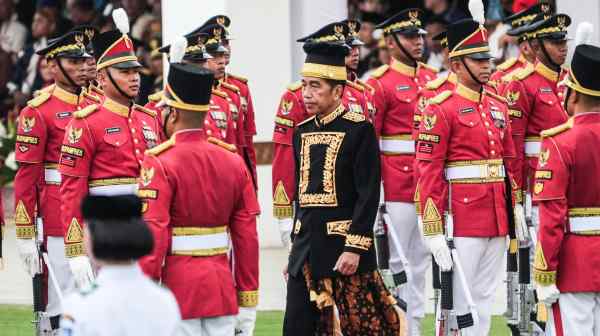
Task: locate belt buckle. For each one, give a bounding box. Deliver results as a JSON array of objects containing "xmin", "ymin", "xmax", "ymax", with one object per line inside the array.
[{"xmin": 487, "ymin": 164, "xmax": 501, "ymax": 178}]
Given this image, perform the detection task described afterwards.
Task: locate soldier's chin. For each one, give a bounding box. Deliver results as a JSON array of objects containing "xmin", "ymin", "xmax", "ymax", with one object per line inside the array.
[{"xmin": 479, "ymin": 73, "xmax": 491, "ymax": 82}]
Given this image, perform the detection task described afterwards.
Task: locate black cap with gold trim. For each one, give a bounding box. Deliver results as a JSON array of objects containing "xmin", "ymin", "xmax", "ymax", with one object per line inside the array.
[
  {"xmin": 521, "ymin": 13, "xmax": 571, "ymax": 41},
  {"xmin": 301, "ymin": 42, "xmax": 349, "ymax": 81},
  {"xmin": 71, "ymin": 25, "xmax": 99, "ymax": 56},
  {"xmin": 433, "ymin": 31, "xmax": 448, "ymax": 49},
  {"xmin": 164, "ymin": 63, "xmax": 214, "ymax": 112},
  {"xmin": 36, "ymin": 31, "xmax": 90, "ymax": 59},
  {"xmin": 504, "ymin": 2, "xmax": 553, "ymax": 30},
  {"xmin": 447, "ymin": 19, "xmax": 491, "ymax": 59},
  {"xmin": 375, "ymin": 8, "xmax": 426, "ymax": 36},
  {"xmin": 193, "ymin": 24, "xmax": 229, "ymax": 54},
  {"xmin": 195, "ymin": 15, "xmax": 232, "ymax": 40},
  {"xmin": 297, "ymin": 22, "xmax": 349, "ymax": 45},
  {"xmin": 340, "ymin": 19, "xmax": 364, "ymax": 46},
  {"xmin": 506, "ymin": 3, "xmax": 554, "ymax": 42},
  {"xmin": 565, "ymin": 44, "xmax": 600, "ymax": 97},
  {"xmin": 158, "ymin": 33, "xmax": 213, "ymax": 62}
]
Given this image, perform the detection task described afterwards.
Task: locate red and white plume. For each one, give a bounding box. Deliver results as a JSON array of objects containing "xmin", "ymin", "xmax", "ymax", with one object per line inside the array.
[{"xmin": 575, "ymin": 22, "xmax": 594, "ymax": 47}]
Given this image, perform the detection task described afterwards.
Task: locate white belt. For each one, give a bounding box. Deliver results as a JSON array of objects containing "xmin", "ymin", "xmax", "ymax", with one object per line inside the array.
[
  {"xmin": 445, "ymin": 164, "xmax": 506, "ymax": 180},
  {"xmin": 525, "ymin": 141, "xmax": 541, "ymax": 156},
  {"xmin": 569, "ymin": 217, "xmax": 600, "ymax": 232},
  {"xmin": 379, "ymin": 139, "xmax": 415, "ymax": 154},
  {"xmin": 44, "ymin": 168, "xmax": 61, "ymax": 184},
  {"xmin": 88, "ymin": 184, "xmax": 138, "ymax": 196},
  {"xmin": 171, "ymin": 232, "xmax": 229, "ymax": 255}
]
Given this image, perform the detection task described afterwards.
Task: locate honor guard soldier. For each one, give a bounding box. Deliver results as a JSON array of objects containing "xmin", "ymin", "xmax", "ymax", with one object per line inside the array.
[
  {"xmin": 489, "ymin": 2, "xmax": 553, "ymax": 94},
  {"xmin": 366, "ymin": 8, "xmax": 435, "ymax": 334},
  {"xmin": 71, "ymin": 25, "xmax": 102, "ymax": 109},
  {"xmin": 340, "ymin": 19, "xmax": 376, "ymax": 120},
  {"xmin": 138, "ymin": 57, "xmax": 259, "ymax": 336},
  {"xmin": 271, "ymin": 22, "xmax": 379, "ymax": 250},
  {"xmin": 14, "ymin": 29, "xmax": 91, "ymax": 332},
  {"xmin": 417, "ymin": 17, "xmax": 518, "ymax": 335},
  {"xmin": 283, "ymin": 40, "xmax": 402, "ymax": 336},
  {"xmin": 504, "ymin": 13, "xmax": 571, "ymax": 230},
  {"xmin": 58, "ymin": 9, "xmax": 161, "ymax": 290},
  {"xmin": 533, "ymin": 43, "xmax": 600, "ymax": 336},
  {"xmin": 60, "ymin": 195, "xmax": 181, "ymax": 336}
]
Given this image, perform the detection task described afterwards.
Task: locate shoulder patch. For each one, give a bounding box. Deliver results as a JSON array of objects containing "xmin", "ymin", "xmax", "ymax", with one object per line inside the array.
[
  {"xmin": 228, "ymin": 73, "xmax": 248, "ymax": 83},
  {"xmin": 342, "ymin": 111, "xmax": 366, "ymax": 122},
  {"xmin": 357, "ymin": 79, "xmax": 374, "ymax": 94},
  {"xmin": 496, "ymin": 57, "xmax": 517, "ymax": 71},
  {"xmin": 485, "ymin": 90, "xmax": 507, "ymax": 103},
  {"xmin": 297, "ymin": 116, "xmax": 316, "ymax": 127},
  {"xmin": 515, "ymin": 63, "xmax": 535, "ymax": 80},
  {"xmin": 418, "ymin": 62, "xmax": 439, "ymax": 73},
  {"xmin": 346, "ymin": 80, "xmax": 364, "ymax": 92},
  {"xmin": 147, "ymin": 90, "xmax": 163, "ymax": 102},
  {"xmin": 27, "ymin": 92, "xmax": 51, "ymax": 108},
  {"xmin": 145, "ymin": 137, "xmax": 175, "ymax": 156},
  {"xmin": 371, "ymin": 64, "xmax": 389, "ymax": 79},
  {"xmin": 207, "ymin": 136, "xmax": 237, "ymax": 152},
  {"xmin": 429, "ymin": 90, "xmax": 452, "ymax": 105},
  {"xmin": 501, "ymin": 67, "xmax": 522, "ymax": 82},
  {"xmin": 425, "ymin": 76, "xmax": 447, "ymax": 90},
  {"xmin": 287, "ymin": 81, "xmax": 302, "ymax": 92},
  {"xmin": 74, "ymin": 104, "xmax": 99, "ymax": 119},
  {"xmin": 212, "ymin": 89, "xmax": 227, "ymax": 98},
  {"xmin": 541, "ymin": 118, "xmax": 574, "ymax": 138},
  {"xmin": 134, "ymin": 104, "xmax": 157, "ymax": 117},
  {"xmin": 89, "ymin": 85, "xmax": 104, "ymax": 96},
  {"xmin": 221, "ymin": 81, "xmax": 240, "ymax": 93}
]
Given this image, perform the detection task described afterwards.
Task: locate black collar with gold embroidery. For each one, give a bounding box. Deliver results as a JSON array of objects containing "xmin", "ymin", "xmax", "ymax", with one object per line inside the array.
[{"xmin": 316, "ymin": 104, "xmax": 345, "ymax": 127}]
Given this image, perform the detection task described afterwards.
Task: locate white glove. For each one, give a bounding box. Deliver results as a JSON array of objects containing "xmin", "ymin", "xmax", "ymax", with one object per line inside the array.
[
  {"xmin": 69, "ymin": 256, "xmax": 94, "ymax": 289},
  {"xmin": 424, "ymin": 235, "xmax": 452, "ymax": 271},
  {"xmin": 16, "ymin": 238, "xmax": 40, "ymax": 276},
  {"xmin": 235, "ymin": 306, "xmax": 257, "ymax": 335},
  {"xmin": 514, "ymin": 203, "xmax": 527, "ymax": 241},
  {"xmin": 277, "ymin": 218, "xmax": 293, "ymax": 250},
  {"xmin": 536, "ymin": 284, "xmax": 560, "ymax": 305}
]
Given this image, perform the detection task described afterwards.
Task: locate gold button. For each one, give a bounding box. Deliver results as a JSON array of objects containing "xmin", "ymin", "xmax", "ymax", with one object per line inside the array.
[
  {"xmin": 135, "ymin": 149, "xmax": 140, "ymax": 154},
  {"xmin": 134, "ymin": 138, "xmax": 139, "ymax": 144},
  {"xmin": 403, "ymin": 166, "xmax": 409, "ymax": 171},
  {"xmin": 488, "ymin": 130, "xmax": 493, "ymax": 136},
  {"xmin": 116, "ymin": 141, "xmax": 120, "ymax": 145},
  {"xmin": 463, "ymin": 198, "xmax": 468, "ymax": 203},
  {"xmin": 485, "ymin": 121, "xmax": 490, "ymax": 127},
  {"xmin": 207, "ymin": 130, "xmax": 212, "ymax": 135},
  {"xmin": 490, "ymin": 140, "xmax": 495, "ymax": 145},
  {"xmin": 131, "ymin": 128, "xmax": 136, "ymax": 133},
  {"xmin": 481, "ymin": 113, "xmax": 485, "ymax": 117},
  {"xmin": 491, "ymin": 150, "xmax": 496, "ymax": 155}
]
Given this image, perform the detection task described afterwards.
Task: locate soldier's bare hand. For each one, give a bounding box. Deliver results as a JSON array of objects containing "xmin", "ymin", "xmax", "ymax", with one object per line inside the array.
[
  {"xmin": 282, "ymin": 263, "xmax": 289, "ymax": 282},
  {"xmin": 334, "ymin": 252, "xmax": 360, "ymax": 275}
]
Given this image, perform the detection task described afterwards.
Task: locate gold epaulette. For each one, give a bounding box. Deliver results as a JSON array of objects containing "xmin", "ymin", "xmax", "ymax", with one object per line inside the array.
[
  {"xmin": 501, "ymin": 67, "xmax": 522, "ymax": 82},
  {"xmin": 27, "ymin": 92, "xmax": 51, "ymax": 108},
  {"xmin": 145, "ymin": 137, "xmax": 175, "ymax": 156},
  {"xmin": 342, "ymin": 111, "xmax": 366, "ymax": 122},
  {"xmin": 496, "ymin": 57, "xmax": 517, "ymax": 71},
  {"xmin": 134, "ymin": 104, "xmax": 157, "ymax": 117},
  {"xmin": 515, "ymin": 63, "xmax": 535, "ymax": 80},
  {"xmin": 429, "ymin": 90, "xmax": 452, "ymax": 105},
  {"xmin": 227, "ymin": 73, "xmax": 248, "ymax": 83},
  {"xmin": 212, "ymin": 89, "xmax": 228, "ymax": 98},
  {"xmin": 371, "ymin": 64, "xmax": 389, "ymax": 78},
  {"xmin": 425, "ymin": 75, "xmax": 447, "ymax": 90},
  {"xmin": 82, "ymin": 91, "xmax": 101, "ymax": 103},
  {"xmin": 207, "ymin": 136, "xmax": 237, "ymax": 152},
  {"xmin": 356, "ymin": 79, "xmax": 374, "ymax": 94},
  {"xmin": 34, "ymin": 84, "xmax": 55, "ymax": 97},
  {"xmin": 297, "ymin": 116, "xmax": 316, "ymax": 127},
  {"xmin": 89, "ymin": 84, "xmax": 104, "ymax": 96},
  {"xmin": 148, "ymin": 90, "xmax": 163, "ymax": 102},
  {"xmin": 485, "ymin": 90, "xmax": 507, "ymax": 103},
  {"xmin": 541, "ymin": 118, "xmax": 574, "ymax": 138},
  {"xmin": 346, "ymin": 80, "xmax": 364, "ymax": 92},
  {"xmin": 74, "ymin": 104, "xmax": 98, "ymax": 118},
  {"xmin": 287, "ymin": 81, "xmax": 302, "ymax": 92},
  {"xmin": 221, "ymin": 81, "xmax": 240, "ymax": 93},
  {"xmin": 418, "ymin": 62, "xmax": 439, "ymax": 73}
]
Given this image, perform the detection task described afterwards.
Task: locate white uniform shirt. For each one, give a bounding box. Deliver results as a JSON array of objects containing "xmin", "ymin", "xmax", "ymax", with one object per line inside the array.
[{"xmin": 61, "ymin": 263, "xmax": 181, "ymax": 336}]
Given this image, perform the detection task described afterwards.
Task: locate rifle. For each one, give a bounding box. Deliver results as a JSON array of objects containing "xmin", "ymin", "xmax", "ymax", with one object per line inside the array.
[
  {"xmin": 33, "ymin": 216, "xmax": 50, "ymax": 335},
  {"xmin": 432, "ymin": 259, "xmax": 441, "ymax": 322},
  {"xmin": 504, "ymin": 175, "xmax": 520, "ymax": 335}
]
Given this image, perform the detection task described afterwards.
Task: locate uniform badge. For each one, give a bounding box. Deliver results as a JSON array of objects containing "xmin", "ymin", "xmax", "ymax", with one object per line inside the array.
[
  {"xmin": 229, "ymin": 103, "xmax": 239, "ymax": 121},
  {"xmin": 349, "ymin": 104, "xmax": 363, "ymax": 114},
  {"xmin": 539, "ymin": 148, "xmax": 550, "ymax": 167},
  {"xmin": 140, "ymin": 167, "xmax": 154, "ymax": 187},
  {"xmin": 142, "ymin": 126, "xmax": 158, "ymax": 148},
  {"xmin": 490, "ymin": 108, "xmax": 506, "ymax": 129},
  {"xmin": 534, "ymin": 182, "xmax": 544, "ymax": 195},
  {"xmin": 423, "ymin": 114, "xmax": 437, "ymax": 130},
  {"xmin": 21, "ymin": 116, "xmax": 35, "ymax": 133},
  {"xmin": 396, "ymin": 85, "xmax": 411, "ymax": 91},
  {"xmin": 367, "ymin": 102, "xmax": 376, "ymax": 119},
  {"xmin": 505, "ymin": 91, "xmax": 520, "ymax": 106},
  {"xmin": 280, "ymin": 100, "xmax": 293, "ymax": 115},
  {"xmin": 56, "ymin": 111, "xmax": 71, "ymax": 119},
  {"xmin": 67, "ymin": 126, "xmax": 83, "ymax": 144},
  {"xmin": 240, "ymin": 96, "xmax": 248, "ymax": 110},
  {"xmin": 418, "ymin": 96, "xmax": 428, "ymax": 112},
  {"xmin": 18, "ymin": 145, "xmax": 29, "ymax": 153}
]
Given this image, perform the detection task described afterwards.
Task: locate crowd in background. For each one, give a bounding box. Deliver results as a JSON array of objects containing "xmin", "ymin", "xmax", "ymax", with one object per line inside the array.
[{"xmin": 349, "ymin": 0, "xmax": 557, "ymax": 79}]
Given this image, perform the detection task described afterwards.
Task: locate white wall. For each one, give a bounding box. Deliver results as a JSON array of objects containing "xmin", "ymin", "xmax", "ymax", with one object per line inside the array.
[{"xmin": 557, "ymin": 0, "xmax": 600, "ymax": 60}]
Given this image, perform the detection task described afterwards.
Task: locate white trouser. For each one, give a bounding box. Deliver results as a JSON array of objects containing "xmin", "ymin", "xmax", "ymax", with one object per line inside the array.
[
  {"xmin": 46, "ymin": 237, "xmax": 75, "ymax": 317},
  {"xmin": 176, "ymin": 315, "xmax": 236, "ymax": 336},
  {"xmin": 546, "ymin": 292, "xmax": 600, "ymax": 336},
  {"xmin": 386, "ymin": 201, "xmax": 430, "ymax": 334},
  {"xmin": 452, "ymin": 237, "xmax": 506, "ymax": 336}
]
